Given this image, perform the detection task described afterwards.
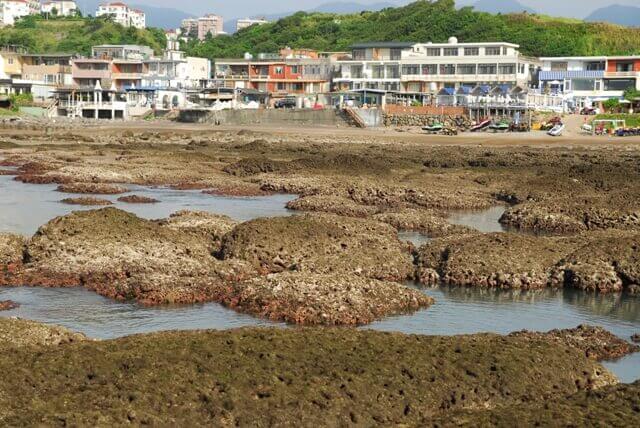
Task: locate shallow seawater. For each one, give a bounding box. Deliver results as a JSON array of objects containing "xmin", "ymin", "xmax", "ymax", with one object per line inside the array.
[
  {"xmin": 448, "ymin": 206, "xmax": 507, "ymax": 233},
  {"xmin": 1, "ymin": 285, "xmax": 638, "ymax": 382},
  {"xmin": 0, "ymin": 174, "xmax": 296, "ymax": 236}
]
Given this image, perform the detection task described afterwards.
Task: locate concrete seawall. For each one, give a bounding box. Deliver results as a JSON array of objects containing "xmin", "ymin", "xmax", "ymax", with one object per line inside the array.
[{"xmin": 178, "ymin": 109, "xmax": 349, "ymax": 126}]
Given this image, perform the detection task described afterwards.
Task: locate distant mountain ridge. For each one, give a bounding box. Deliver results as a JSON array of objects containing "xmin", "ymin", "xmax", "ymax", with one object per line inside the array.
[
  {"xmin": 585, "ymin": 4, "xmax": 640, "ymax": 27},
  {"xmin": 224, "ymin": 1, "xmax": 396, "ymax": 34},
  {"xmin": 472, "ymin": 0, "xmax": 535, "ymax": 14}
]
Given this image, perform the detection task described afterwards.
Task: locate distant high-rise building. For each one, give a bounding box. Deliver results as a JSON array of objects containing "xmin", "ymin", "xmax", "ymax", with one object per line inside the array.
[
  {"xmin": 236, "ymin": 17, "xmax": 268, "ymax": 32},
  {"xmin": 96, "ymin": 2, "xmax": 146, "ymax": 29},
  {"xmin": 0, "ymin": 0, "xmax": 39, "ymax": 27},
  {"xmin": 181, "ymin": 14, "xmax": 223, "ymax": 41}
]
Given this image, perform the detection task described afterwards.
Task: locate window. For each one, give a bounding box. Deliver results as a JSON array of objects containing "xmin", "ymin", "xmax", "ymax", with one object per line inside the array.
[
  {"xmin": 402, "ymin": 64, "xmax": 420, "ymax": 75},
  {"xmin": 519, "ymin": 64, "xmax": 526, "ymax": 74},
  {"xmin": 457, "ymin": 64, "xmax": 476, "ymax": 75},
  {"xmin": 390, "ymin": 49, "xmax": 402, "ymax": 60},
  {"xmin": 498, "ymin": 63, "xmax": 516, "ymax": 74},
  {"xmin": 290, "ymin": 65, "xmax": 299, "ymax": 74},
  {"xmin": 386, "ymin": 65, "xmax": 399, "ymax": 78},
  {"xmin": 276, "ymin": 82, "xmax": 285, "ymax": 91},
  {"xmin": 372, "ymin": 65, "xmax": 384, "ymax": 78},
  {"xmin": 615, "ymin": 62, "xmax": 634, "ymax": 72},
  {"xmin": 604, "ymin": 79, "xmax": 635, "ymax": 91},
  {"xmin": 586, "ymin": 61, "xmax": 605, "ymax": 71},
  {"xmin": 8, "ymin": 58, "xmax": 14, "ymax": 64},
  {"xmin": 478, "ymin": 64, "xmax": 497, "ymax": 74},
  {"xmin": 464, "ymin": 47, "xmax": 479, "ymax": 56},
  {"xmin": 274, "ymin": 66, "xmax": 284, "ymax": 74},
  {"xmin": 550, "ymin": 62, "xmax": 568, "ymax": 71},
  {"xmin": 350, "ymin": 65, "xmax": 363, "ymax": 78},
  {"xmin": 572, "ymin": 79, "xmax": 596, "ymax": 91},
  {"xmin": 595, "ymin": 80, "xmax": 602, "ymax": 91},
  {"xmin": 443, "ymin": 48, "xmax": 459, "ymax": 56},
  {"xmin": 503, "ymin": 47, "xmax": 508, "ymax": 55},
  {"xmin": 422, "ymin": 64, "xmax": 437, "ymax": 75},
  {"xmin": 440, "ymin": 64, "xmax": 455, "ymax": 75},
  {"xmin": 426, "ymin": 48, "xmax": 441, "ymax": 56},
  {"xmin": 485, "ymin": 47, "xmax": 501, "ymax": 56},
  {"xmin": 352, "ymin": 49, "xmax": 365, "ymax": 60}
]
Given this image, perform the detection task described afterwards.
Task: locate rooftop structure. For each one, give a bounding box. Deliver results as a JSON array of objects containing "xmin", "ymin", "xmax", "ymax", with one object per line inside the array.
[{"xmin": 236, "ymin": 17, "xmax": 268, "ymax": 32}]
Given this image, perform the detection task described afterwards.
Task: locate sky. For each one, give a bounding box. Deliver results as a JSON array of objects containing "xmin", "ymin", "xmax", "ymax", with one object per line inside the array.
[{"xmin": 76, "ymin": 1, "xmax": 640, "ymax": 19}]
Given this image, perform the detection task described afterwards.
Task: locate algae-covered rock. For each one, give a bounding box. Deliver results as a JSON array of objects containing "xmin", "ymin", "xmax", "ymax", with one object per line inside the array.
[
  {"xmin": 23, "ymin": 208, "xmax": 253, "ymax": 304},
  {"xmin": 510, "ymin": 325, "xmax": 640, "ymax": 361},
  {"xmin": 60, "ymin": 197, "xmax": 113, "ymax": 206},
  {"xmin": 221, "ymin": 214, "xmax": 414, "ymax": 281},
  {"xmin": 159, "ymin": 210, "xmax": 237, "ymax": 253},
  {"xmin": 374, "ymin": 208, "xmax": 474, "ymax": 237},
  {"xmin": 0, "ymin": 326, "xmax": 619, "ymax": 426},
  {"xmin": 222, "ymin": 272, "xmax": 433, "ymax": 325},
  {"xmin": 57, "ymin": 182, "xmax": 128, "ymax": 194},
  {"xmin": 0, "ymin": 318, "xmax": 86, "ymax": 351},
  {"xmin": 416, "ymin": 233, "xmax": 572, "ymax": 289},
  {"xmin": 286, "ymin": 194, "xmax": 379, "ymax": 218}
]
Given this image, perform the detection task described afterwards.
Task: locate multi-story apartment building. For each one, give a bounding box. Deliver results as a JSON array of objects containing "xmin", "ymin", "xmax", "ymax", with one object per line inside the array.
[
  {"xmin": 334, "ymin": 38, "xmax": 538, "ymax": 96},
  {"xmin": 182, "ymin": 14, "xmax": 224, "ymax": 41},
  {"xmin": 213, "ymin": 56, "xmax": 332, "ymax": 101},
  {"xmin": 21, "ymin": 53, "xmax": 74, "ymax": 85},
  {"xmin": 236, "ymin": 17, "xmax": 268, "ymax": 32},
  {"xmin": 539, "ymin": 56, "xmax": 640, "ymax": 109},
  {"xmin": 41, "ymin": 1, "xmax": 78, "ymax": 16},
  {"xmin": 333, "ymin": 42, "xmax": 412, "ymax": 93},
  {"xmin": 96, "ymin": 2, "xmax": 145, "ymax": 29},
  {"xmin": 0, "ymin": 45, "xmax": 23, "ymax": 79},
  {"xmin": 143, "ymin": 49, "xmax": 211, "ymax": 90}
]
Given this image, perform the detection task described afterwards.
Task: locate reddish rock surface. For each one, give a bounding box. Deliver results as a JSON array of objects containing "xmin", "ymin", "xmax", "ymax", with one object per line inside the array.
[{"xmin": 0, "ymin": 300, "xmax": 19, "ymax": 311}]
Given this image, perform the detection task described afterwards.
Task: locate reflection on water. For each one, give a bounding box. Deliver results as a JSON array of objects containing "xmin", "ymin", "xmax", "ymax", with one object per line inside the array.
[
  {"xmin": 448, "ymin": 206, "xmax": 507, "ymax": 233},
  {"xmin": 0, "ymin": 287, "xmax": 280, "ymax": 339},
  {"xmin": 1, "ymin": 284, "xmax": 638, "ymax": 382},
  {"xmin": 0, "ymin": 175, "xmax": 296, "ymax": 236}
]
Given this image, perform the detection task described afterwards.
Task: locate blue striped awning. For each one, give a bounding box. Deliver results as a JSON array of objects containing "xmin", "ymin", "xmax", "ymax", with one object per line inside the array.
[{"xmin": 539, "ymin": 70, "xmax": 604, "ymax": 81}]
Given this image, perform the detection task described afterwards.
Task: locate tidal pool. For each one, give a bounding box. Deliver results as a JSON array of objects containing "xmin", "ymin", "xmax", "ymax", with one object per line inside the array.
[
  {"xmin": 1, "ymin": 285, "xmax": 638, "ymax": 382},
  {"xmin": 448, "ymin": 205, "xmax": 507, "ymax": 233},
  {"xmin": 0, "ymin": 174, "xmax": 296, "ymax": 236}
]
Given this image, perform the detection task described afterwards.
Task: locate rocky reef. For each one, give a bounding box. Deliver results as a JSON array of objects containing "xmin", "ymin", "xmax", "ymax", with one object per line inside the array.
[
  {"xmin": 117, "ymin": 195, "xmax": 159, "ymax": 204},
  {"xmin": 0, "ymin": 209, "xmax": 427, "ymax": 325},
  {"xmin": 0, "ymin": 321, "xmax": 629, "ymax": 426},
  {"xmin": 57, "ymin": 182, "xmax": 129, "ymax": 194},
  {"xmin": 60, "ymin": 197, "xmax": 113, "ymax": 206},
  {"xmin": 222, "ymin": 272, "xmax": 432, "ymax": 325},
  {"xmin": 416, "ymin": 231, "xmax": 640, "ymax": 293},
  {"xmin": 221, "ymin": 213, "xmax": 414, "ymax": 281}
]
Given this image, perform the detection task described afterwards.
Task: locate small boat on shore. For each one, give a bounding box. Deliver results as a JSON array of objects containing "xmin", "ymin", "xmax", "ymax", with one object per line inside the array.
[
  {"xmin": 471, "ymin": 119, "xmax": 491, "ymax": 132},
  {"xmin": 422, "ymin": 122, "xmax": 444, "ymax": 134},
  {"xmin": 489, "ymin": 121, "xmax": 510, "ymax": 133}
]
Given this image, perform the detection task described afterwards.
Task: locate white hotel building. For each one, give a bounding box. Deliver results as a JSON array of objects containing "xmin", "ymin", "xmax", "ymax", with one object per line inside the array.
[
  {"xmin": 96, "ymin": 2, "xmax": 145, "ymax": 29},
  {"xmin": 334, "ymin": 38, "xmax": 539, "ymax": 96}
]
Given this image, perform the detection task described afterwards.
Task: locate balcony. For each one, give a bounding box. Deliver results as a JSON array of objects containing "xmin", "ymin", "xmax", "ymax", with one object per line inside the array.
[
  {"xmin": 401, "ymin": 74, "xmax": 515, "ymax": 82},
  {"xmin": 605, "ymin": 71, "xmax": 640, "ymax": 78},
  {"xmin": 73, "ymin": 69, "xmax": 111, "ymax": 79}
]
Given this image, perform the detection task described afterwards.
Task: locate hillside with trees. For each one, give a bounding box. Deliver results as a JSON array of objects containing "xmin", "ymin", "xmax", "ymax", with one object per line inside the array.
[
  {"xmin": 0, "ymin": 15, "xmax": 166, "ymax": 55},
  {"xmin": 184, "ymin": 0, "xmax": 640, "ymax": 59}
]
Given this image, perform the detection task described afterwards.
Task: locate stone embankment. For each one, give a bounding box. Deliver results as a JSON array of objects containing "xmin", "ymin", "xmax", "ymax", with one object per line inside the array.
[{"xmin": 383, "ymin": 114, "xmax": 472, "ymax": 129}]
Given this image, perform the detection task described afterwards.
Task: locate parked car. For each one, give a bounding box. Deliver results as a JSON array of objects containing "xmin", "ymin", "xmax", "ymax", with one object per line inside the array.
[
  {"xmin": 274, "ymin": 97, "xmax": 297, "ymax": 109},
  {"xmin": 580, "ymin": 107, "xmax": 599, "ymax": 115}
]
